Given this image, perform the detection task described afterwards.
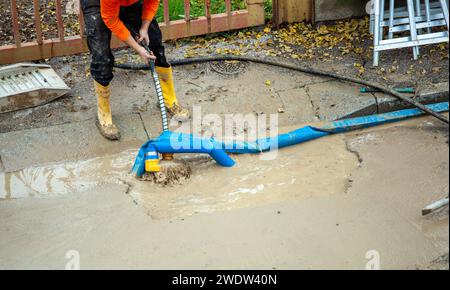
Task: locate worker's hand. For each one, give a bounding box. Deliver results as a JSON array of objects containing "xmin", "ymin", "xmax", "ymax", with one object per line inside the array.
[
  {"xmin": 138, "ymin": 27, "xmax": 150, "ymax": 47},
  {"xmin": 137, "ymin": 46, "xmax": 156, "ymax": 64}
]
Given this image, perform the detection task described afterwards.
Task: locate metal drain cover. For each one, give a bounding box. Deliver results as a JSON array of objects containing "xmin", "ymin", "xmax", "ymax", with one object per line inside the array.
[{"xmin": 210, "ymin": 60, "xmax": 247, "ymax": 75}]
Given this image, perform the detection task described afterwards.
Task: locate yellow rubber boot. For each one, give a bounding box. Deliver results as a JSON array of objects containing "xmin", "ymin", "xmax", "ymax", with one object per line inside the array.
[
  {"xmin": 155, "ymin": 66, "xmax": 190, "ymax": 121},
  {"xmin": 94, "ymin": 81, "xmax": 120, "ymax": 140}
]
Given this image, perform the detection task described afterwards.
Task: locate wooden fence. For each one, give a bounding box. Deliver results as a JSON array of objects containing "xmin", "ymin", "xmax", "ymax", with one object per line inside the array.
[{"xmin": 0, "ymin": 0, "xmax": 266, "ymax": 64}]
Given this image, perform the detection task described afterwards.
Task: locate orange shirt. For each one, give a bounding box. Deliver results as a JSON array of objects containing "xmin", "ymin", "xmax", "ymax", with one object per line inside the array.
[{"xmin": 100, "ymin": 0, "xmax": 160, "ymax": 41}]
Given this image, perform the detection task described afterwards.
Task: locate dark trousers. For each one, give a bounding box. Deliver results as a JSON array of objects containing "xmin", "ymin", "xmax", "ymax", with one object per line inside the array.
[{"xmin": 81, "ymin": 0, "xmax": 169, "ymax": 86}]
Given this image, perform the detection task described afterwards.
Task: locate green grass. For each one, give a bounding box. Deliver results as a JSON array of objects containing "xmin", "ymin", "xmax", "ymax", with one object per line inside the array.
[
  {"xmin": 263, "ymin": 0, "xmax": 272, "ymax": 20},
  {"xmin": 156, "ymin": 0, "xmax": 272, "ymax": 22},
  {"xmin": 156, "ymin": 0, "xmax": 245, "ymax": 22}
]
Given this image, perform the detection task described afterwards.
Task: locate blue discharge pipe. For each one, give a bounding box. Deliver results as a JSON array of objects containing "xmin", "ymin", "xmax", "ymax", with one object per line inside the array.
[
  {"xmin": 132, "ymin": 131, "xmax": 239, "ymax": 178},
  {"xmin": 132, "ymin": 102, "xmax": 449, "ymax": 177}
]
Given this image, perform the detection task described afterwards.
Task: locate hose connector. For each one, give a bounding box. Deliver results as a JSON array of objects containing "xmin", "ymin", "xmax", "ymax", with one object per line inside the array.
[{"xmin": 145, "ymin": 148, "xmax": 161, "ymax": 173}]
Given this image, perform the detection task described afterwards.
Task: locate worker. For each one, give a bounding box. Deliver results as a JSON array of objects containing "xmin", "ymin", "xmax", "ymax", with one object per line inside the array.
[{"xmin": 81, "ymin": 0, "xmax": 190, "ymax": 140}]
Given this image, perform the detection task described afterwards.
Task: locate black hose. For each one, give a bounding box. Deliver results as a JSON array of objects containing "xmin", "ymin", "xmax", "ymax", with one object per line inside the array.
[{"xmin": 114, "ymin": 55, "xmax": 449, "ymax": 124}]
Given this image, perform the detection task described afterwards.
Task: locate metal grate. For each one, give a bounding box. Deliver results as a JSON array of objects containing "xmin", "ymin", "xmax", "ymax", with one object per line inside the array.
[
  {"xmin": 0, "ymin": 63, "xmax": 69, "ymax": 113},
  {"xmin": 210, "ymin": 61, "xmax": 248, "ymax": 75},
  {"xmin": 0, "ymin": 70, "xmax": 50, "ymax": 97}
]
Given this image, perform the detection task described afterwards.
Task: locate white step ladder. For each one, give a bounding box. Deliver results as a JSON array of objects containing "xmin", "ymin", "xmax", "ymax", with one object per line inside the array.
[{"xmin": 371, "ymin": 0, "xmax": 449, "ymax": 66}]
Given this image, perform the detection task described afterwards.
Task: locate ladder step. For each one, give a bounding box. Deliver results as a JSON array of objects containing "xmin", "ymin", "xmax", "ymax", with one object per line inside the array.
[
  {"xmin": 376, "ymin": 32, "xmax": 449, "ymax": 50},
  {"xmin": 390, "ymin": 19, "xmax": 447, "ymax": 33},
  {"xmin": 381, "ymin": 11, "xmax": 444, "ymax": 27}
]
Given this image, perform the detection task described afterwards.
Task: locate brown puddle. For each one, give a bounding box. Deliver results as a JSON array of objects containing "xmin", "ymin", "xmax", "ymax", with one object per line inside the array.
[
  {"xmin": 5, "ymin": 115, "xmax": 445, "ymax": 219},
  {"xmin": 1, "ymin": 115, "xmax": 447, "ymax": 221},
  {"xmin": 0, "ymin": 150, "xmax": 136, "ymax": 199},
  {"xmin": 132, "ymin": 134, "xmax": 359, "ymax": 219},
  {"xmin": 0, "ymin": 131, "xmax": 359, "ymax": 219}
]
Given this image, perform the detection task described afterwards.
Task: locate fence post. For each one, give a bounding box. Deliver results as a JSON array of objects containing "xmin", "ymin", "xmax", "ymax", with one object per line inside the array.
[
  {"xmin": 277, "ymin": 0, "xmax": 313, "ymax": 24},
  {"xmin": 246, "ymin": 0, "xmax": 265, "ymax": 26}
]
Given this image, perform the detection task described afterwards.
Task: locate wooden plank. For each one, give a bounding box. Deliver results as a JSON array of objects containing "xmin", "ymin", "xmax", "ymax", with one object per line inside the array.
[
  {"xmin": 272, "ymin": 0, "xmax": 281, "ymax": 27},
  {"xmin": 79, "ymin": 6, "xmax": 85, "ymax": 37},
  {"xmin": 163, "ymin": 0, "xmax": 170, "ymax": 25},
  {"xmin": 246, "ymin": 0, "xmax": 265, "ymax": 26},
  {"xmin": 0, "ymin": 37, "xmax": 88, "ymax": 64},
  {"xmin": 205, "ymin": 0, "xmax": 212, "ymax": 33},
  {"xmin": 184, "ymin": 0, "xmax": 191, "ymax": 21},
  {"xmin": 0, "ymin": 35, "xmax": 126, "ymax": 64},
  {"xmin": 184, "ymin": 0, "xmax": 191, "ymax": 36},
  {"xmin": 160, "ymin": 11, "xmax": 249, "ymax": 41},
  {"xmin": 288, "ymin": 0, "xmax": 313, "ymax": 22},
  {"xmin": 55, "ymin": 0, "xmax": 65, "ymax": 41},
  {"xmin": 226, "ymin": 0, "xmax": 232, "ymax": 29},
  {"xmin": 33, "ymin": 0, "xmax": 43, "ymax": 44},
  {"xmin": 10, "ymin": 0, "xmax": 21, "ymax": 47},
  {"xmin": 278, "ymin": 0, "xmax": 313, "ymax": 23}
]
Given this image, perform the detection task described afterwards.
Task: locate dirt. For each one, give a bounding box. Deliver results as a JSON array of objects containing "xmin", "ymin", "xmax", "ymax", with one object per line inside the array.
[
  {"xmin": 418, "ymin": 253, "xmax": 449, "ymax": 270},
  {"xmin": 142, "ymin": 159, "xmax": 192, "ymax": 186}
]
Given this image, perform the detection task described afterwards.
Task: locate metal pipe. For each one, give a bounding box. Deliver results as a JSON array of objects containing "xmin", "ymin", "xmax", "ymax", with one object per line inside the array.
[
  {"xmin": 407, "ymin": 0, "xmax": 420, "ymax": 59},
  {"xmin": 149, "ymin": 61, "xmax": 169, "ymax": 132},
  {"xmin": 374, "ymin": 0, "xmax": 381, "ymax": 66},
  {"xmin": 389, "ymin": 0, "xmax": 395, "ymax": 39},
  {"xmin": 425, "ymin": 0, "xmax": 432, "ymax": 33}
]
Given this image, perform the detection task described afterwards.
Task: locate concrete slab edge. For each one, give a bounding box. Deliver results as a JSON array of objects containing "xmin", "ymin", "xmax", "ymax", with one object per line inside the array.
[{"xmin": 341, "ymin": 89, "xmax": 449, "ymax": 120}]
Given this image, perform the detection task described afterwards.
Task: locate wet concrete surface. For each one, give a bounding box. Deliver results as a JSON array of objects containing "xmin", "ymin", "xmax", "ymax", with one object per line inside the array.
[
  {"xmin": 1, "ymin": 16, "xmax": 449, "ymax": 269},
  {"xmin": 0, "ymin": 60, "xmax": 448, "ymax": 173},
  {"xmin": 0, "ymin": 116, "xmax": 448, "ymax": 269},
  {"xmin": 0, "ymin": 50, "xmax": 448, "ymax": 269},
  {"xmin": 0, "ymin": 57, "xmax": 447, "ymax": 134},
  {"xmin": 0, "ymin": 114, "xmax": 147, "ymax": 172},
  {"xmin": 305, "ymin": 80, "xmax": 378, "ymax": 120}
]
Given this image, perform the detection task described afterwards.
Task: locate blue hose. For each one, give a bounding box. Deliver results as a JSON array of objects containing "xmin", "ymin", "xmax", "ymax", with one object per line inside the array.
[
  {"xmin": 132, "ymin": 102, "xmax": 449, "ymax": 177},
  {"xmin": 132, "ymin": 131, "xmax": 237, "ymax": 177}
]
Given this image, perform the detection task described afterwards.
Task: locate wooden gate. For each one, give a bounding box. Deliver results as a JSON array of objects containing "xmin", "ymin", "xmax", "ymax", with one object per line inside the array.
[{"xmin": 0, "ymin": 0, "xmax": 265, "ymax": 65}]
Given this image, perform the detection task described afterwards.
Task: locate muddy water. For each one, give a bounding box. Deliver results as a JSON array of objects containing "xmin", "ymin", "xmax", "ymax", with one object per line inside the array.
[
  {"xmin": 2, "ymin": 115, "xmax": 447, "ymax": 221},
  {"xmin": 0, "ymin": 150, "xmax": 135, "ymax": 199},
  {"xmin": 133, "ymin": 134, "xmax": 358, "ymax": 219},
  {"xmin": 0, "ymin": 127, "xmax": 359, "ymax": 219},
  {"xmin": 0, "ymin": 116, "xmax": 447, "ymax": 270}
]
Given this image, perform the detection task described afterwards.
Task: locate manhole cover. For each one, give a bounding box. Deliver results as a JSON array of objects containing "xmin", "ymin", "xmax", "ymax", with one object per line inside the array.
[{"xmin": 210, "ymin": 60, "xmax": 247, "ymax": 75}]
